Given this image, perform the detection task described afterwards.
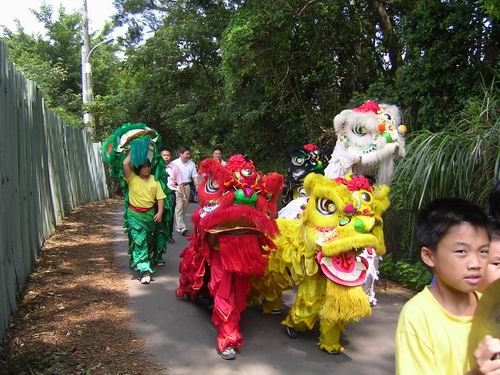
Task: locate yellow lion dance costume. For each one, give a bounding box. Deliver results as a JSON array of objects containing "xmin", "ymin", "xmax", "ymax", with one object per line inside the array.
[{"xmin": 253, "ymin": 172, "xmax": 390, "ymax": 353}]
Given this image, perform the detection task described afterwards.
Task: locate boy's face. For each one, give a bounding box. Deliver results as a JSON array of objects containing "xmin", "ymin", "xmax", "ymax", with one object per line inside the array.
[
  {"xmin": 161, "ymin": 150, "xmax": 171, "ymax": 162},
  {"xmin": 479, "ymin": 239, "xmax": 500, "ymax": 292},
  {"xmin": 422, "ymin": 223, "xmax": 489, "ymax": 293},
  {"xmin": 139, "ymin": 164, "xmax": 151, "ymax": 177}
]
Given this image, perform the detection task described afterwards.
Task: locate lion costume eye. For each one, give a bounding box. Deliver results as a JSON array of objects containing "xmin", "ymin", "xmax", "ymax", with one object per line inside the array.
[
  {"xmin": 353, "ymin": 124, "xmax": 366, "ymax": 136},
  {"xmin": 204, "ymin": 177, "xmax": 219, "ymax": 194},
  {"xmin": 384, "ymin": 113, "xmax": 392, "ymax": 121},
  {"xmin": 354, "ymin": 191, "xmax": 372, "ymax": 209},
  {"xmin": 361, "ymin": 192, "xmax": 371, "ymax": 202},
  {"xmin": 241, "ymin": 168, "xmax": 253, "ymax": 177},
  {"xmin": 292, "ymin": 155, "xmax": 305, "ymax": 166},
  {"xmin": 316, "ymin": 198, "xmax": 336, "ymax": 215}
]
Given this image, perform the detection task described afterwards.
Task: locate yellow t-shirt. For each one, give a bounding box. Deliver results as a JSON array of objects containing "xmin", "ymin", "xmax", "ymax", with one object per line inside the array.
[
  {"xmin": 125, "ymin": 171, "xmax": 166, "ymax": 209},
  {"xmin": 395, "ymin": 286, "xmax": 477, "ymax": 375}
]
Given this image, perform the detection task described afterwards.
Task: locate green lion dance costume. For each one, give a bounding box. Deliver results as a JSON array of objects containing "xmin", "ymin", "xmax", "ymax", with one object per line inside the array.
[
  {"xmin": 102, "ymin": 123, "xmax": 173, "ymax": 272},
  {"xmin": 253, "ymin": 173, "xmax": 390, "ymax": 353}
]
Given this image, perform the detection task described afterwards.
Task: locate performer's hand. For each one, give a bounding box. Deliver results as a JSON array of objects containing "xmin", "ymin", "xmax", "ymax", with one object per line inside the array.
[
  {"xmin": 154, "ymin": 212, "xmax": 163, "ymax": 223},
  {"xmin": 183, "ymin": 195, "xmax": 189, "ymax": 205},
  {"xmin": 474, "ymin": 336, "xmax": 500, "ymax": 375}
]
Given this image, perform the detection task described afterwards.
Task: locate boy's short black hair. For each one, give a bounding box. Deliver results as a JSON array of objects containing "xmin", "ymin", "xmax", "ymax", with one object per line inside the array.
[
  {"xmin": 179, "ymin": 146, "xmax": 191, "ymax": 154},
  {"xmin": 416, "ymin": 198, "xmax": 490, "ymax": 251},
  {"xmin": 160, "ymin": 147, "xmax": 171, "ymax": 153},
  {"xmin": 213, "ymin": 146, "xmax": 222, "ymax": 153}
]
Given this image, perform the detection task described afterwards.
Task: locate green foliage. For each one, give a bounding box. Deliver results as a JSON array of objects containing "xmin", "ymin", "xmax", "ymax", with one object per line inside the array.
[
  {"xmin": 219, "ymin": 0, "xmax": 383, "ymax": 162},
  {"xmin": 85, "ymin": 95, "xmax": 129, "ymax": 139},
  {"xmin": 2, "ymin": 1, "xmax": 500, "ymax": 269},
  {"xmin": 1, "ymin": 4, "xmax": 122, "ymax": 130},
  {"xmin": 108, "ymin": 0, "xmax": 498, "ymax": 172},
  {"xmin": 379, "ymin": 254, "xmax": 433, "ymax": 292},
  {"xmin": 482, "ymin": 0, "xmax": 500, "ymax": 19},
  {"xmin": 384, "ymin": 81, "xmax": 500, "ymax": 260},
  {"xmin": 392, "ymin": 80, "xmax": 500, "ymax": 211},
  {"xmin": 393, "ymin": 0, "xmax": 497, "ymax": 130}
]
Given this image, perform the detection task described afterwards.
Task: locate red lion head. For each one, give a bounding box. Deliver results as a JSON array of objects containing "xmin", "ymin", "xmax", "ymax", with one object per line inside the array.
[{"xmin": 180, "ymin": 155, "xmax": 284, "ymax": 284}]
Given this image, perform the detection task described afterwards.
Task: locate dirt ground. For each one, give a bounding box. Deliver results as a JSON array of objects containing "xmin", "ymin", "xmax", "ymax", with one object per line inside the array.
[{"xmin": 0, "ymin": 199, "xmax": 162, "ymax": 375}]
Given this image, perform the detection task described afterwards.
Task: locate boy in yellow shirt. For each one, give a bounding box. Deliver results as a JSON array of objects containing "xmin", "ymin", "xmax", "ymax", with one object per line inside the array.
[
  {"xmin": 123, "ymin": 152, "xmax": 166, "ymax": 284},
  {"xmin": 395, "ymin": 198, "xmax": 500, "ymax": 375}
]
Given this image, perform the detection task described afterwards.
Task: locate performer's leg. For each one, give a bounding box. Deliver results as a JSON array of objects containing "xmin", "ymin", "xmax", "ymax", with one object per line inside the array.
[
  {"xmin": 209, "ymin": 265, "xmax": 250, "ymax": 353},
  {"xmin": 252, "ymin": 276, "xmax": 284, "ymax": 314},
  {"xmin": 152, "ymin": 220, "xmax": 167, "ymax": 264},
  {"xmin": 168, "ymin": 190, "xmax": 176, "ymax": 240},
  {"xmin": 176, "ymin": 242, "xmax": 205, "ymax": 300},
  {"xmin": 175, "ymin": 185, "xmax": 190, "ymax": 232},
  {"xmin": 318, "ymin": 283, "xmax": 371, "ymax": 353},
  {"xmin": 319, "ymin": 319, "xmax": 345, "ymax": 353},
  {"xmin": 282, "ymin": 274, "xmax": 325, "ymax": 332},
  {"xmin": 129, "ymin": 225, "xmax": 153, "ymax": 274},
  {"xmin": 174, "ymin": 190, "xmax": 185, "ymax": 232}
]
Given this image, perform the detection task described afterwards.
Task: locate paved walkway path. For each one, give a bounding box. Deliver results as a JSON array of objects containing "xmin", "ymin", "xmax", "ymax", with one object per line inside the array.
[{"xmin": 112, "ymin": 204, "xmax": 407, "ymax": 375}]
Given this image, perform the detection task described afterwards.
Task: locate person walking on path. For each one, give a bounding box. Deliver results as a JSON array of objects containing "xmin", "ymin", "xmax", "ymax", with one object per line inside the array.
[
  {"xmin": 123, "ymin": 151, "xmax": 166, "ymax": 284},
  {"xmin": 212, "ymin": 147, "xmax": 226, "ymax": 166},
  {"xmin": 171, "ymin": 146, "xmax": 199, "ymax": 236},
  {"xmin": 160, "ymin": 147, "xmax": 188, "ymax": 243}
]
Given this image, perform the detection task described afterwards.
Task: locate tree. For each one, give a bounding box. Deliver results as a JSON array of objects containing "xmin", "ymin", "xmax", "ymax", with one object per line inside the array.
[{"xmin": 1, "ymin": 4, "xmax": 125, "ymax": 131}]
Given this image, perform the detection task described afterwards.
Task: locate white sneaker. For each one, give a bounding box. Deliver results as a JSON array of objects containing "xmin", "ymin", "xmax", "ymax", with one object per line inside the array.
[
  {"xmin": 140, "ymin": 272, "xmax": 151, "ymax": 284},
  {"xmin": 219, "ymin": 346, "xmax": 236, "ymax": 360}
]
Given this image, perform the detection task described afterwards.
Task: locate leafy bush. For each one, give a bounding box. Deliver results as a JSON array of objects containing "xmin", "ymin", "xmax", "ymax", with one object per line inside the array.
[{"xmin": 379, "ymin": 254, "xmax": 433, "ymax": 292}]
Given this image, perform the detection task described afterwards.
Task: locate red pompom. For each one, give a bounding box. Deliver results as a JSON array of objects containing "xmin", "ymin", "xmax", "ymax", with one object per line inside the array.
[
  {"xmin": 353, "ymin": 100, "xmax": 380, "ymax": 113},
  {"xmin": 335, "ymin": 175, "xmax": 373, "ymax": 192},
  {"xmin": 303, "ymin": 143, "xmax": 319, "ymax": 152}
]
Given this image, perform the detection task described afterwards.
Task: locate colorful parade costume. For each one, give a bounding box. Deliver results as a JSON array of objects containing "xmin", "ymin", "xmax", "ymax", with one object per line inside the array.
[
  {"xmin": 282, "ymin": 144, "xmax": 329, "ymax": 205},
  {"xmin": 323, "ymin": 100, "xmax": 407, "ymax": 305},
  {"xmin": 252, "ymin": 173, "xmax": 390, "ymax": 353},
  {"xmin": 176, "ymin": 155, "xmax": 283, "ymax": 359},
  {"xmin": 102, "ymin": 123, "xmax": 173, "ymax": 274},
  {"xmin": 324, "ymin": 100, "xmax": 406, "ymax": 184}
]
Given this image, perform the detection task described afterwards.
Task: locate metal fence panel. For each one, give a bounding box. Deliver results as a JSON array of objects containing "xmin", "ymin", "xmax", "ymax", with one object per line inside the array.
[{"xmin": 0, "ymin": 40, "xmax": 109, "ymax": 338}]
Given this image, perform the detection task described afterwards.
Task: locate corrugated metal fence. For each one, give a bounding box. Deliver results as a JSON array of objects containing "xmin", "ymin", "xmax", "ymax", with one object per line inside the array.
[{"xmin": 0, "ymin": 40, "xmax": 109, "ymax": 338}]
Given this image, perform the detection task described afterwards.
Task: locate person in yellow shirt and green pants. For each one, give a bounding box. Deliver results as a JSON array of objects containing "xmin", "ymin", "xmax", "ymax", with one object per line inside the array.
[{"xmin": 123, "ymin": 151, "xmax": 166, "ymax": 284}]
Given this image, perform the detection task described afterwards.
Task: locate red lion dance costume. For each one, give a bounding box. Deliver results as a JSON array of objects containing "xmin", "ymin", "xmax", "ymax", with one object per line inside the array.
[{"xmin": 176, "ymin": 155, "xmax": 283, "ymax": 359}]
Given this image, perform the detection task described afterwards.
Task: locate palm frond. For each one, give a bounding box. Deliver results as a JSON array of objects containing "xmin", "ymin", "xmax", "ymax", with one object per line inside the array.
[{"xmin": 392, "ymin": 82, "xmax": 500, "ymax": 211}]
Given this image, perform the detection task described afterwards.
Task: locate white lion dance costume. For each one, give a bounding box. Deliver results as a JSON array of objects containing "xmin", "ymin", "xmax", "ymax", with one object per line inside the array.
[{"xmin": 324, "ymin": 100, "xmax": 406, "ymax": 184}]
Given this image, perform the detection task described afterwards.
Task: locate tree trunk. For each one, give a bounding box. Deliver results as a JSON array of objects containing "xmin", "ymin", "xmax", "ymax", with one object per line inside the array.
[{"xmin": 370, "ymin": 0, "xmax": 403, "ymax": 80}]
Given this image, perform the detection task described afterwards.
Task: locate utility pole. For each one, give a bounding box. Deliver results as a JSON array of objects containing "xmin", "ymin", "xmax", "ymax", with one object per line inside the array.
[{"xmin": 81, "ymin": 0, "xmax": 94, "ymax": 128}]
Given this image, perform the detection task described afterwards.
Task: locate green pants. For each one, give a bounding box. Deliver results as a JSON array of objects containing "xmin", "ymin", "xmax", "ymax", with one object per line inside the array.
[{"xmin": 126, "ymin": 208, "xmax": 156, "ymax": 273}]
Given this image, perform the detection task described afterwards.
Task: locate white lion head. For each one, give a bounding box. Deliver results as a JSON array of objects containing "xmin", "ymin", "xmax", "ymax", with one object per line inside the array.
[{"xmin": 326, "ymin": 101, "xmax": 407, "ymax": 184}]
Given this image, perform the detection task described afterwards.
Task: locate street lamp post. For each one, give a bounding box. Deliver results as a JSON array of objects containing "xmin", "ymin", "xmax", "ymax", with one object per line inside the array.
[
  {"xmin": 81, "ymin": 0, "xmax": 113, "ymax": 130},
  {"xmin": 81, "ymin": 37, "xmax": 113, "ymax": 127}
]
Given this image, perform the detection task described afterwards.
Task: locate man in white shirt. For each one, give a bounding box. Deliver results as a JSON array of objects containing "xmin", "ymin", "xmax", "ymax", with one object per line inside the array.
[
  {"xmin": 171, "ymin": 146, "xmax": 199, "ymax": 236},
  {"xmin": 213, "ymin": 147, "xmax": 226, "ymax": 166},
  {"xmin": 160, "ymin": 147, "xmax": 188, "ymax": 243}
]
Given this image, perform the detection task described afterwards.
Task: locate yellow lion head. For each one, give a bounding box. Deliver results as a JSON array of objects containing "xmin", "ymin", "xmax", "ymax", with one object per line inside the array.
[{"xmin": 301, "ymin": 173, "xmax": 389, "ymax": 287}]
